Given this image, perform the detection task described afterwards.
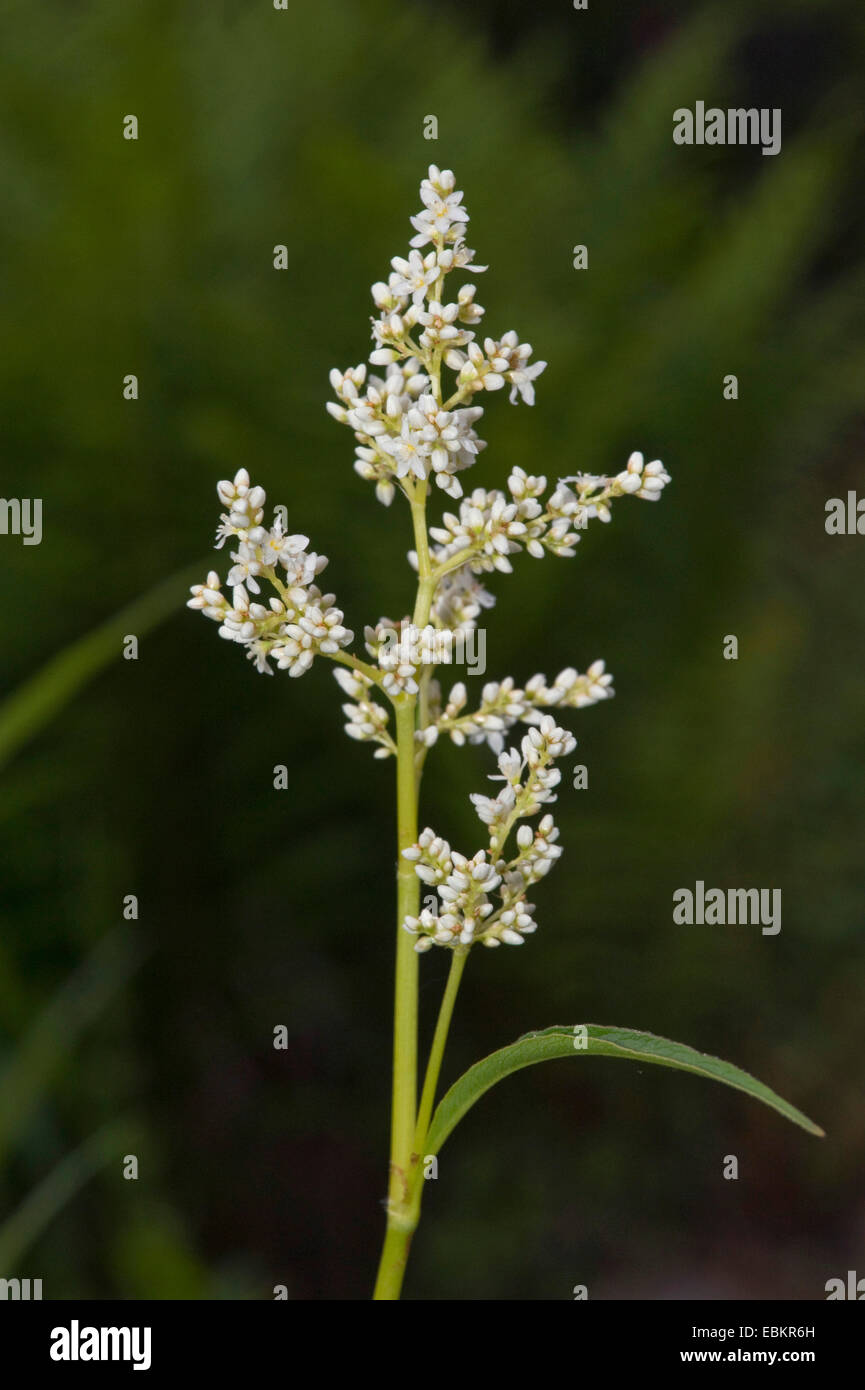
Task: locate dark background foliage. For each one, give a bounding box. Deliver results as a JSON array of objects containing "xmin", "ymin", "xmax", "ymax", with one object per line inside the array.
[{"xmin": 1, "ymin": 0, "xmax": 863, "ymax": 1299}]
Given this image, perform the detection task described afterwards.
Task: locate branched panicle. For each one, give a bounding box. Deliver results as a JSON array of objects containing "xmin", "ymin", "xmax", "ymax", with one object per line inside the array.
[
  {"xmin": 187, "ymin": 469, "xmax": 353, "ymax": 676},
  {"xmin": 188, "ymin": 165, "xmax": 671, "ymax": 952}
]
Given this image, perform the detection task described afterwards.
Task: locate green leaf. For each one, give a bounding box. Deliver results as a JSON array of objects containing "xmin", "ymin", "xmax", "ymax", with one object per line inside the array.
[
  {"xmin": 0, "ymin": 927, "xmax": 144, "ymax": 1160},
  {"xmin": 0, "ymin": 564, "xmax": 203, "ymax": 774},
  {"xmin": 424, "ymin": 1024, "xmax": 824, "ymax": 1154},
  {"xmin": 0, "ymin": 1119, "xmax": 131, "ymax": 1268}
]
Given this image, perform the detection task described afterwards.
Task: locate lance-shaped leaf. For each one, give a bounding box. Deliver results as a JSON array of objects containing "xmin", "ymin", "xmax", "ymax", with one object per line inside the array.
[
  {"xmin": 424, "ymin": 1024, "xmax": 823, "ymax": 1154},
  {"xmin": 0, "ymin": 563, "xmax": 204, "ymax": 774},
  {"xmin": 0, "ymin": 927, "xmax": 144, "ymax": 1160}
]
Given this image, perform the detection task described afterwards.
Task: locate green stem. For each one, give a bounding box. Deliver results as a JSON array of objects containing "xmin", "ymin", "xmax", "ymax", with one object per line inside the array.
[
  {"xmin": 413, "ymin": 950, "xmax": 467, "ymax": 1156},
  {"xmin": 431, "ymin": 545, "xmax": 478, "ymax": 583},
  {"xmin": 331, "ymin": 649, "xmax": 386, "ymax": 686},
  {"xmin": 373, "ymin": 698, "xmax": 421, "ymax": 1300},
  {"xmin": 373, "ymin": 943, "xmax": 468, "ymax": 1301},
  {"xmin": 373, "ymin": 1208, "xmax": 419, "ymax": 1301},
  {"xmin": 390, "ymin": 702, "xmax": 421, "ymax": 1189},
  {"xmin": 411, "ymin": 495, "xmax": 436, "ymax": 628},
  {"xmin": 374, "ymin": 366, "xmax": 459, "ymax": 1299}
]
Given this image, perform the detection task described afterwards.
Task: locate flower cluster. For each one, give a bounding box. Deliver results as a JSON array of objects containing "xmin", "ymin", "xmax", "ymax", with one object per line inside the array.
[
  {"xmin": 361, "ymin": 619, "xmax": 420, "ymax": 699},
  {"xmin": 425, "ymin": 661, "xmax": 614, "ymax": 754},
  {"xmin": 402, "ymin": 716, "xmax": 574, "ymax": 951},
  {"xmin": 188, "ymin": 469, "xmax": 354, "ymax": 676},
  {"xmin": 326, "ymin": 166, "xmax": 546, "ymax": 505},
  {"xmin": 557, "ymin": 451, "xmax": 672, "ymax": 519},
  {"xmin": 428, "ymin": 564, "xmax": 497, "ymax": 632},
  {"xmin": 420, "ymin": 458, "xmax": 670, "ymax": 594},
  {"xmin": 333, "ymin": 667, "xmax": 395, "ymax": 760},
  {"xmin": 190, "ymin": 168, "xmax": 672, "ymax": 961},
  {"xmin": 425, "ymin": 468, "xmax": 580, "ymax": 577}
]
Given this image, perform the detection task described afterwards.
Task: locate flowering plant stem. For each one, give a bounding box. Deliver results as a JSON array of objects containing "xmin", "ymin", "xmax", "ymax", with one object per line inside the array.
[
  {"xmin": 374, "ymin": 489, "xmax": 459, "ymax": 1301},
  {"xmin": 188, "ymin": 166, "xmax": 822, "ymax": 1304}
]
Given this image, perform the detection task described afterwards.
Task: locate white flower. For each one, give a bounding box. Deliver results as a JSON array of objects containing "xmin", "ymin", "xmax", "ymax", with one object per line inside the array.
[
  {"xmin": 632, "ymin": 454, "xmax": 672, "ymax": 500},
  {"xmin": 190, "ymin": 472, "xmax": 354, "ymax": 676},
  {"xmin": 429, "ymin": 488, "xmax": 530, "ymax": 574},
  {"xmin": 187, "ymin": 571, "xmax": 228, "ymax": 621},
  {"xmin": 402, "ymin": 762, "xmax": 566, "ymax": 950},
  {"xmin": 389, "ymin": 250, "xmax": 439, "ymax": 304},
  {"xmin": 333, "ymin": 667, "xmax": 395, "ymax": 760},
  {"xmin": 380, "ymin": 419, "xmax": 427, "ymax": 481},
  {"xmin": 479, "ymin": 333, "xmax": 546, "ymax": 405},
  {"xmin": 429, "ymin": 564, "xmax": 495, "ymax": 630},
  {"xmin": 363, "ymin": 620, "xmax": 422, "ymax": 696},
  {"xmin": 214, "ymin": 468, "xmax": 266, "ymax": 547},
  {"xmin": 557, "ymin": 452, "xmax": 671, "ymax": 523},
  {"xmin": 417, "ymin": 300, "xmax": 471, "ymax": 351},
  {"xmin": 273, "ymin": 594, "xmax": 354, "ymax": 677},
  {"xmin": 457, "ymin": 283, "xmax": 484, "ymax": 326},
  {"xmin": 409, "ymin": 167, "xmax": 469, "ymax": 248},
  {"xmin": 508, "ymin": 358, "xmax": 547, "ymax": 405},
  {"xmin": 437, "ymin": 238, "xmax": 487, "ymax": 275}
]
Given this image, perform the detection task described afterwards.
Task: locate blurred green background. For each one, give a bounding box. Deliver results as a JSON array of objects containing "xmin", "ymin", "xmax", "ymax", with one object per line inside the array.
[{"xmin": 1, "ymin": 0, "xmax": 864, "ymax": 1299}]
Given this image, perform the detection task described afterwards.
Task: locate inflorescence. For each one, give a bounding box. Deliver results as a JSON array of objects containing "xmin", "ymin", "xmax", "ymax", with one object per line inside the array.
[{"xmin": 189, "ymin": 166, "xmax": 671, "ymax": 952}]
